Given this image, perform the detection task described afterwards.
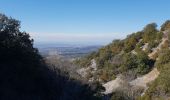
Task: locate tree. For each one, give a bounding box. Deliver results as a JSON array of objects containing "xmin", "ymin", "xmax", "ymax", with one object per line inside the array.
[
  {"xmin": 121, "ymin": 51, "xmax": 153, "ymax": 75},
  {"xmin": 111, "ymin": 39, "xmax": 124, "ymax": 54},
  {"xmin": 161, "ymin": 20, "xmax": 170, "ymax": 31},
  {"xmin": 124, "ymin": 35, "xmax": 138, "ymax": 52},
  {"xmin": 142, "ymin": 23, "xmax": 158, "ymax": 43},
  {"xmin": 143, "ymin": 23, "xmax": 157, "ymax": 34},
  {"xmin": 136, "ymin": 51, "xmax": 153, "ymax": 74}
]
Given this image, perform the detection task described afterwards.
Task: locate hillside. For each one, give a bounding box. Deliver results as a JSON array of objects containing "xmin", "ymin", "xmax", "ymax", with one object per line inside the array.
[{"xmin": 75, "ymin": 21, "xmax": 170, "ymax": 100}]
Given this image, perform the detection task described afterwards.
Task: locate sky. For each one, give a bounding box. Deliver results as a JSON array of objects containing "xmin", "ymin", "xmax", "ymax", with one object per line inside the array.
[{"xmin": 0, "ymin": 0, "xmax": 170, "ymax": 46}]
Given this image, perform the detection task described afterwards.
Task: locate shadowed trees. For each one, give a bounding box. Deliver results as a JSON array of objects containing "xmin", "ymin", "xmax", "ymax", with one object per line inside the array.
[{"xmin": 0, "ymin": 14, "xmax": 101, "ymax": 100}]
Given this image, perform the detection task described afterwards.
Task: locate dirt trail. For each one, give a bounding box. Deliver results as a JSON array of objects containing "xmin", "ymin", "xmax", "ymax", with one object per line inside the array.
[
  {"xmin": 129, "ymin": 68, "xmax": 159, "ymax": 87},
  {"xmin": 102, "ymin": 76, "xmax": 123, "ymax": 94},
  {"xmin": 148, "ymin": 38, "xmax": 168, "ymax": 59},
  {"xmin": 103, "ymin": 68, "xmax": 159, "ymax": 94}
]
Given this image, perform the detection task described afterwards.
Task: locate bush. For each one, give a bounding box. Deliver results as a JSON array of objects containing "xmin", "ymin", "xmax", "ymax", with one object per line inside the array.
[
  {"xmin": 111, "ymin": 90, "xmax": 132, "ymax": 100},
  {"xmin": 142, "ymin": 23, "xmax": 158, "ymax": 43},
  {"xmin": 156, "ymin": 49, "xmax": 170, "ymax": 70},
  {"xmin": 124, "ymin": 34, "xmax": 138, "ymax": 52},
  {"xmin": 121, "ymin": 51, "xmax": 154, "ymax": 75}
]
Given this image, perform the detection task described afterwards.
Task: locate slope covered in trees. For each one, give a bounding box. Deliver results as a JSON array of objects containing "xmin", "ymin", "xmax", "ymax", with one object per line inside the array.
[
  {"xmin": 75, "ymin": 22, "xmax": 162, "ymax": 83},
  {"xmin": 0, "ymin": 14, "xmax": 102, "ymax": 100},
  {"xmin": 75, "ymin": 20, "xmax": 170, "ymax": 100}
]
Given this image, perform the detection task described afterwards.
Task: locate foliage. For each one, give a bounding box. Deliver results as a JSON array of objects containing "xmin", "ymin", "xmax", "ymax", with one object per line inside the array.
[
  {"xmin": 110, "ymin": 91, "xmax": 131, "ymax": 100},
  {"xmin": 142, "ymin": 23, "xmax": 158, "ymax": 43},
  {"xmin": 140, "ymin": 49, "xmax": 170, "ymax": 100},
  {"xmin": 161, "ymin": 20, "xmax": 170, "ymax": 31},
  {"xmin": 121, "ymin": 51, "xmax": 154, "ymax": 75},
  {"xmin": 0, "ymin": 14, "xmax": 101, "ymax": 100},
  {"xmin": 111, "ymin": 39, "xmax": 124, "ymax": 53},
  {"xmin": 143, "ymin": 23, "xmax": 158, "ymax": 34},
  {"xmin": 72, "ymin": 20, "xmax": 170, "ymax": 99},
  {"xmin": 124, "ymin": 33, "xmax": 139, "ymax": 52},
  {"xmin": 75, "ymin": 23, "xmax": 161, "ymax": 82},
  {"xmin": 141, "ymin": 24, "xmax": 163, "ymax": 53},
  {"xmin": 99, "ymin": 67, "xmax": 116, "ymax": 82},
  {"xmin": 140, "ymin": 63, "xmax": 170, "ymax": 100},
  {"xmin": 156, "ymin": 49, "xmax": 170, "ymax": 70}
]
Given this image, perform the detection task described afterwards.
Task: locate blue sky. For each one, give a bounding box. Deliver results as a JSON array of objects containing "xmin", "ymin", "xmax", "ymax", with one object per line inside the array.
[{"xmin": 0, "ymin": 0, "xmax": 170, "ymax": 45}]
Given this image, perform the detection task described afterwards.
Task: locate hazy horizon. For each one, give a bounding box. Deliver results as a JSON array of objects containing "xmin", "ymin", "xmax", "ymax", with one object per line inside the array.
[{"xmin": 32, "ymin": 32, "xmax": 127, "ymax": 47}]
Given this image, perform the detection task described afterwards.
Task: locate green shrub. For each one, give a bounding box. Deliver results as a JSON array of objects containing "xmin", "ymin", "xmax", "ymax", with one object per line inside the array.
[
  {"xmin": 120, "ymin": 51, "xmax": 153, "ymax": 75},
  {"xmin": 156, "ymin": 49, "xmax": 170, "ymax": 70}
]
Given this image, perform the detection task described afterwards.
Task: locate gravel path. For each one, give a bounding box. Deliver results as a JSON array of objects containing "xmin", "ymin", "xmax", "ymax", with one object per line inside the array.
[
  {"xmin": 102, "ymin": 76, "xmax": 123, "ymax": 94},
  {"xmin": 129, "ymin": 68, "xmax": 159, "ymax": 87}
]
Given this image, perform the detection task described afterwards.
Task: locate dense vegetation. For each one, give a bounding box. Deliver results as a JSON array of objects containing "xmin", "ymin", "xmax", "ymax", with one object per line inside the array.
[
  {"xmin": 75, "ymin": 20, "xmax": 170, "ymax": 99},
  {"xmin": 75, "ymin": 22, "xmax": 163, "ymax": 82},
  {"xmin": 139, "ymin": 49, "xmax": 170, "ymax": 100},
  {"xmin": 0, "ymin": 14, "xmax": 102, "ymax": 100},
  {"xmin": 140, "ymin": 21, "xmax": 170, "ymax": 100}
]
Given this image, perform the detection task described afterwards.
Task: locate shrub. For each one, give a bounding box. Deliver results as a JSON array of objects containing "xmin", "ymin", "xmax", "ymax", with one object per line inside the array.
[
  {"xmin": 121, "ymin": 51, "xmax": 154, "ymax": 75},
  {"xmin": 156, "ymin": 49, "xmax": 170, "ymax": 70}
]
